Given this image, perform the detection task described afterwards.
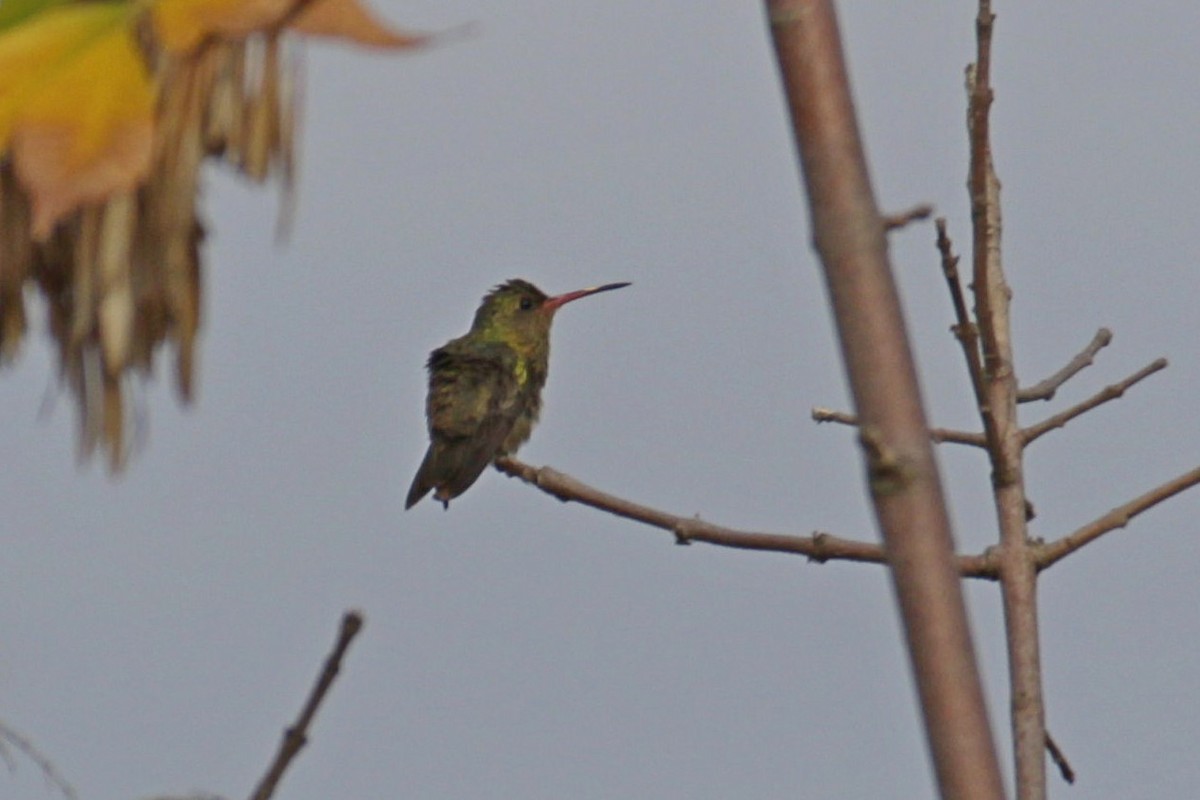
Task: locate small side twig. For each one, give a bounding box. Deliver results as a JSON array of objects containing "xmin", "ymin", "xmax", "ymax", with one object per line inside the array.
[
  {"xmin": 0, "ymin": 720, "xmax": 76, "ymax": 800},
  {"xmin": 813, "ymin": 407, "xmax": 987, "ymax": 448},
  {"xmin": 494, "ymin": 456, "xmax": 998, "ymax": 577},
  {"xmin": 1044, "ymin": 730, "xmax": 1075, "ymax": 785},
  {"xmin": 1017, "ymin": 328, "xmax": 1112, "ymax": 402},
  {"xmin": 1021, "ymin": 358, "xmax": 1168, "ymax": 445},
  {"xmin": 1035, "ymin": 465, "xmax": 1200, "ymax": 571},
  {"xmin": 935, "ymin": 219, "xmax": 992, "ymax": 434},
  {"xmin": 882, "ymin": 203, "xmax": 934, "ymax": 231},
  {"xmin": 248, "ymin": 611, "xmax": 365, "ymax": 800}
]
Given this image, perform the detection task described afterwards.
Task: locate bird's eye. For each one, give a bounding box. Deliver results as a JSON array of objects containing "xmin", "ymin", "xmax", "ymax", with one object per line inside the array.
[{"xmin": 519, "ymin": 297, "xmax": 534, "ymax": 310}]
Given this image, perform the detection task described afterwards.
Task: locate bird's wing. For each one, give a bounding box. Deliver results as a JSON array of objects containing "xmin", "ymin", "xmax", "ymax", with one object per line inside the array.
[
  {"xmin": 425, "ymin": 341, "xmax": 521, "ymax": 443},
  {"xmin": 415, "ymin": 342, "xmax": 523, "ymax": 502}
]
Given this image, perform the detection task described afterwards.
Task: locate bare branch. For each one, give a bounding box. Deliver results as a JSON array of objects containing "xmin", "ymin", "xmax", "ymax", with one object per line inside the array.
[
  {"xmin": 0, "ymin": 720, "xmax": 76, "ymax": 800},
  {"xmin": 1044, "ymin": 731, "xmax": 1075, "ymax": 785},
  {"xmin": 965, "ymin": 4, "xmax": 1051, "ymax": 796},
  {"xmin": 1017, "ymin": 328, "xmax": 1112, "ymax": 403},
  {"xmin": 813, "ymin": 406, "xmax": 987, "ymax": 448},
  {"xmin": 935, "ymin": 218, "xmax": 991, "ymax": 426},
  {"xmin": 882, "ymin": 203, "xmax": 934, "ymax": 231},
  {"xmin": 1021, "ymin": 358, "xmax": 1168, "ymax": 446},
  {"xmin": 965, "ymin": 30, "xmax": 1003, "ymax": 443},
  {"xmin": 1036, "ymin": 466, "xmax": 1200, "ymax": 571},
  {"xmin": 769, "ymin": 5, "xmax": 1004, "ymax": 789},
  {"xmin": 495, "ymin": 456, "xmax": 999, "ymax": 578},
  {"xmin": 248, "ymin": 611, "xmax": 365, "ymax": 800}
]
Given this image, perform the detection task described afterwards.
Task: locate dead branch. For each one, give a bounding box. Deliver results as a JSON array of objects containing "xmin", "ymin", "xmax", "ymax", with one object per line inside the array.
[
  {"xmin": 1017, "ymin": 329, "xmax": 1112, "ymax": 402},
  {"xmin": 1021, "ymin": 358, "xmax": 1168, "ymax": 445},
  {"xmin": 813, "ymin": 406, "xmax": 987, "ymax": 447},
  {"xmin": 1044, "ymin": 731, "xmax": 1075, "ymax": 785},
  {"xmin": 0, "ymin": 720, "xmax": 76, "ymax": 800},
  {"xmin": 248, "ymin": 611, "xmax": 365, "ymax": 800},
  {"xmin": 1035, "ymin": 466, "xmax": 1200, "ymax": 571},
  {"xmin": 882, "ymin": 203, "xmax": 934, "ymax": 231},
  {"xmin": 935, "ymin": 218, "xmax": 990, "ymax": 418},
  {"xmin": 495, "ymin": 456, "xmax": 999, "ymax": 576}
]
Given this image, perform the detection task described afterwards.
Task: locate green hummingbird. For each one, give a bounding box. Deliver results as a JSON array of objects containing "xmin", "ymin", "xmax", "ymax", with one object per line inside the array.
[{"xmin": 405, "ymin": 278, "xmax": 630, "ymax": 509}]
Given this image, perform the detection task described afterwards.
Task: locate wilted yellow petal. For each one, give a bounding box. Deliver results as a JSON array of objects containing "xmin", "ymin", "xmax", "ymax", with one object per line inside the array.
[
  {"xmin": 291, "ymin": 0, "xmax": 432, "ymax": 49},
  {"xmin": 152, "ymin": 0, "xmax": 292, "ymax": 53},
  {"xmin": 0, "ymin": 3, "xmax": 154, "ymax": 238}
]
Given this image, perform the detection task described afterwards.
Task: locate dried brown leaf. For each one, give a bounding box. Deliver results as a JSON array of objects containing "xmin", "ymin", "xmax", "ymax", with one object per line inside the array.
[
  {"xmin": 290, "ymin": 0, "xmax": 433, "ymax": 49},
  {"xmin": 97, "ymin": 193, "xmax": 135, "ymax": 377}
]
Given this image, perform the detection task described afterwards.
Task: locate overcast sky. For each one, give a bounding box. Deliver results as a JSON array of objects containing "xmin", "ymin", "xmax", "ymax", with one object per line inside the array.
[{"xmin": 4, "ymin": 1, "xmax": 1199, "ymax": 798}]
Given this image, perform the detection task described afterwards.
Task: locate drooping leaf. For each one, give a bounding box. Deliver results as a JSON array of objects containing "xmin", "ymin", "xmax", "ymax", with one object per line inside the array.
[
  {"xmin": 291, "ymin": 0, "xmax": 433, "ymax": 49},
  {"xmin": 151, "ymin": 0, "xmax": 292, "ymax": 52},
  {"xmin": 0, "ymin": 163, "xmax": 33, "ymax": 361},
  {"xmin": 0, "ymin": 2, "xmax": 153, "ymax": 238},
  {"xmin": 1, "ymin": 0, "xmax": 439, "ymax": 468},
  {"xmin": 0, "ymin": 0, "xmax": 72, "ymax": 33},
  {"xmin": 152, "ymin": 0, "xmax": 434, "ymax": 53}
]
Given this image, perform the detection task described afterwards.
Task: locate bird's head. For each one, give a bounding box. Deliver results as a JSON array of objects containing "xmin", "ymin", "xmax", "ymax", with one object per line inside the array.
[{"xmin": 470, "ymin": 278, "xmax": 630, "ymax": 355}]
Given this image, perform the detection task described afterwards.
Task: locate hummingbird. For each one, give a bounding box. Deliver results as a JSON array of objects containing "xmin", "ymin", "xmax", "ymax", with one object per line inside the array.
[{"xmin": 405, "ymin": 278, "xmax": 630, "ymax": 509}]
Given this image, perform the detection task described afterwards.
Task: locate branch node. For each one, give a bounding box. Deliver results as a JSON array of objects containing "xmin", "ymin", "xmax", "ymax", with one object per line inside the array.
[
  {"xmin": 807, "ymin": 531, "xmax": 830, "ymax": 563},
  {"xmin": 674, "ymin": 517, "xmax": 701, "ymax": 546},
  {"xmin": 859, "ymin": 426, "xmax": 909, "ymax": 495},
  {"xmin": 281, "ymin": 725, "xmax": 308, "ymax": 753}
]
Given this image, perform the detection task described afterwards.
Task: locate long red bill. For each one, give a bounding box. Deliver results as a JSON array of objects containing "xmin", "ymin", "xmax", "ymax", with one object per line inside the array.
[{"xmin": 543, "ymin": 282, "xmax": 631, "ymax": 312}]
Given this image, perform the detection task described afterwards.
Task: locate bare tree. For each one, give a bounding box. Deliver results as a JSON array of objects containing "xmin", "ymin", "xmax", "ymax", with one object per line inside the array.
[{"xmin": 496, "ymin": 2, "xmax": 1199, "ymax": 798}]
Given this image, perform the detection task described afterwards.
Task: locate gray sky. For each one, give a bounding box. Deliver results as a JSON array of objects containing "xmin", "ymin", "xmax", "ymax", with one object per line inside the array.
[{"xmin": 3, "ymin": 1, "xmax": 1199, "ymax": 797}]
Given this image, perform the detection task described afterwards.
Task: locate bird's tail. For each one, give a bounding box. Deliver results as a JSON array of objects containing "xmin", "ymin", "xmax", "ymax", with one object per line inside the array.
[{"xmin": 405, "ymin": 447, "xmax": 435, "ymax": 509}]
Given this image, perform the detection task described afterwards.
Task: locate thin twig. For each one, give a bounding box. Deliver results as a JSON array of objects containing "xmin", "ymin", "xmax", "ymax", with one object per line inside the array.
[
  {"xmin": 0, "ymin": 720, "xmax": 77, "ymax": 800},
  {"xmin": 248, "ymin": 611, "xmax": 365, "ymax": 800},
  {"xmin": 1044, "ymin": 731, "xmax": 1075, "ymax": 785},
  {"xmin": 1017, "ymin": 328, "xmax": 1112, "ymax": 403},
  {"xmin": 813, "ymin": 406, "xmax": 987, "ymax": 448},
  {"xmin": 968, "ymin": 10, "xmax": 1000, "ymax": 382},
  {"xmin": 935, "ymin": 219, "xmax": 993, "ymax": 441},
  {"xmin": 1035, "ymin": 466, "xmax": 1200, "ymax": 571},
  {"xmin": 1021, "ymin": 358, "xmax": 1168, "ymax": 445},
  {"xmin": 494, "ymin": 456, "xmax": 999, "ymax": 578},
  {"xmin": 882, "ymin": 203, "xmax": 934, "ymax": 231}
]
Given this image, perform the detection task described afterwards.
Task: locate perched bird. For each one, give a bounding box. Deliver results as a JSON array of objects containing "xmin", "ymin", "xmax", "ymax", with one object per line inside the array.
[{"xmin": 406, "ymin": 279, "xmax": 630, "ymax": 509}]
